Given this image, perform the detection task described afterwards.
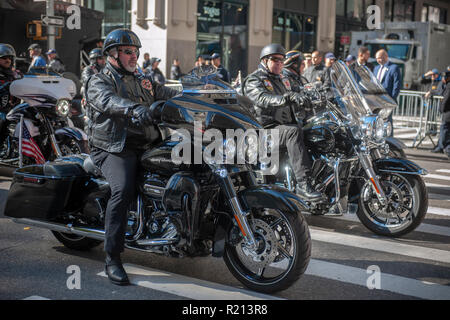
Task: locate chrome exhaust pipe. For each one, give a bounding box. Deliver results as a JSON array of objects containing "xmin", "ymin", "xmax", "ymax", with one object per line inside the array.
[
  {"xmin": 12, "ymin": 218, "xmax": 105, "ymax": 241},
  {"xmin": 135, "ymin": 238, "xmax": 178, "ymax": 246}
]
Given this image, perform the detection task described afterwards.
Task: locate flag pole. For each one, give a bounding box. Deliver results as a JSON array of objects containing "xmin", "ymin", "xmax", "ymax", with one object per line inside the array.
[{"xmin": 19, "ymin": 114, "xmax": 23, "ymax": 168}]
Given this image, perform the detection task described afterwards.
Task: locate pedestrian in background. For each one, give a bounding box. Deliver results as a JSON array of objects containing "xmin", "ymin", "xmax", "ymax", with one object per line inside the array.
[
  {"xmin": 421, "ymin": 69, "xmax": 442, "ymax": 96},
  {"xmin": 146, "ymin": 57, "xmax": 165, "ymax": 85},
  {"xmin": 142, "ymin": 52, "xmax": 151, "ymax": 70},
  {"xmin": 46, "ymin": 49, "xmax": 65, "ymax": 74},
  {"xmin": 211, "ymin": 53, "xmax": 230, "ymax": 83},
  {"xmin": 356, "ymin": 46, "xmax": 374, "ymax": 72},
  {"xmin": 345, "ymin": 54, "xmax": 356, "ymax": 66},
  {"xmin": 170, "ymin": 58, "xmax": 183, "ymax": 80},
  {"xmin": 432, "ymin": 71, "xmax": 450, "ymax": 158},
  {"xmin": 303, "ymin": 51, "xmax": 326, "ymax": 83},
  {"xmin": 27, "ymin": 43, "xmax": 46, "ymax": 73},
  {"xmin": 322, "ymin": 52, "xmax": 336, "ymax": 87},
  {"xmin": 303, "ymin": 53, "xmax": 312, "ymax": 71},
  {"xmin": 374, "ymin": 49, "xmax": 402, "ymax": 136}
]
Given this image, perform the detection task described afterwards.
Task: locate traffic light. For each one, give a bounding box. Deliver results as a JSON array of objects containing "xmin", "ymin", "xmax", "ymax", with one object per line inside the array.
[{"xmin": 26, "ymin": 20, "xmax": 62, "ymax": 40}]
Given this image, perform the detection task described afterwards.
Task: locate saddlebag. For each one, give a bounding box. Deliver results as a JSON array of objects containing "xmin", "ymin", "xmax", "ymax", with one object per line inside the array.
[{"xmin": 4, "ymin": 162, "xmax": 88, "ymax": 220}]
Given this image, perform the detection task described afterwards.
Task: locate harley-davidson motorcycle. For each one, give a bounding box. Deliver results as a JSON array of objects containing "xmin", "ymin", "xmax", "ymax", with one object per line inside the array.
[
  {"xmin": 0, "ymin": 73, "xmax": 88, "ymax": 167},
  {"xmin": 261, "ymin": 61, "xmax": 428, "ymax": 237},
  {"xmin": 4, "ymin": 67, "xmax": 311, "ymax": 293}
]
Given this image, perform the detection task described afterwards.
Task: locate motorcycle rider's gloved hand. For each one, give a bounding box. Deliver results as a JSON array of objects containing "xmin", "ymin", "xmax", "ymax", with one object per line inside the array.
[
  {"xmin": 285, "ymin": 92, "xmax": 311, "ymax": 112},
  {"xmin": 129, "ymin": 105, "xmax": 153, "ymax": 126},
  {"xmin": 273, "ymin": 107, "xmax": 292, "ymax": 124}
]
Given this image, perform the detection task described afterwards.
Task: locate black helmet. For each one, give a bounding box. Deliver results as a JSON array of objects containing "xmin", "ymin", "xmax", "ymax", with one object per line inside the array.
[
  {"xmin": 0, "ymin": 43, "xmax": 16, "ymax": 61},
  {"xmin": 284, "ymin": 50, "xmax": 303, "ymax": 68},
  {"xmin": 260, "ymin": 43, "xmax": 286, "ymax": 60},
  {"xmin": 102, "ymin": 28, "xmax": 142, "ymax": 55},
  {"xmin": 89, "ymin": 48, "xmax": 104, "ymax": 60}
]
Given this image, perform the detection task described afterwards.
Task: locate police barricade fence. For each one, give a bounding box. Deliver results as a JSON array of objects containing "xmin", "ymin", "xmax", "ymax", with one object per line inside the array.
[{"xmin": 394, "ymin": 90, "xmax": 443, "ymax": 148}]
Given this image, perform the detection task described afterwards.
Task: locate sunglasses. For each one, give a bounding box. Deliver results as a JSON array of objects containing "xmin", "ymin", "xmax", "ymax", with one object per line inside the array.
[
  {"xmin": 118, "ymin": 48, "xmax": 139, "ymax": 56},
  {"xmin": 0, "ymin": 56, "xmax": 13, "ymax": 60},
  {"xmin": 268, "ymin": 56, "xmax": 284, "ymax": 63}
]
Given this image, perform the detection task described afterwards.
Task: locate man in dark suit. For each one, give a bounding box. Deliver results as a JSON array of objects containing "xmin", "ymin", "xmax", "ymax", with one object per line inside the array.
[
  {"xmin": 433, "ymin": 71, "xmax": 450, "ymax": 157},
  {"xmin": 374, "ymin": 49, "xmax": 402, "ymax": 136}
]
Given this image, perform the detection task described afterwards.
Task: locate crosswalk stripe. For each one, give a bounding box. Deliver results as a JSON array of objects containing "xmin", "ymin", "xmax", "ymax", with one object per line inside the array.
[
  {"xmin": 23, "ymin": 295, "xmax": 50, "ymax": 300},
  {"xmin": 427, "ymin": 206, "xmax": 450, "ymax": 216},
  {"xmin": 97, "ymin": 264, "xmax": 284, "ymax": 300},
  {"xmin": 305, "ymin": 212, "xmax": 450, "ymax": 237},
  {"xmin": 425, "ymin": 173, "xmax": 450, "ymax": 182},
  {"xmin": 426, "ymin": 182, "xmax": 450, "ymax": 189},
  {"xmin": 436, "ymin": 169, "xmax": 450, "ymax": 174},
  {"xmin": 305, "ymin": 259, "xmax": 450, "ymax": 300},
  {"xmin": 310, "ymin": 228, "xmax": 450, "ymax": 264}
]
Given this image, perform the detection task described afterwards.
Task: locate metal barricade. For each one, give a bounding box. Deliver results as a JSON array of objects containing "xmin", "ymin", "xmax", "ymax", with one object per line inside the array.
[
  {"xmin": 414, "ymin": 95, "xmax": 443, "ymax": 148},
  {"xmin": 394, "ymin": 90, "xmax": 443, "ymax": 148},
  {"xmin": 394, "ymin": 90, "xmax": 425, "ymax": 147}
]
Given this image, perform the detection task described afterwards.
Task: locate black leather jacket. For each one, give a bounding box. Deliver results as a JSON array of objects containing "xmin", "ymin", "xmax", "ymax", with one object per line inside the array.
[
  {"xmin": 242, "ymin": 64, "xmax": 294, "ymax": 126},
  {"xmin": 85, "ymin": 62, "xmax": 177, "ymax": 153},
  {"xmin": 81, "ymin": 63, "xmax": 103, "ymax": 87},
  {"xmin": 282, "ymin": 68, "xmax": 309, "ymax": 93}
]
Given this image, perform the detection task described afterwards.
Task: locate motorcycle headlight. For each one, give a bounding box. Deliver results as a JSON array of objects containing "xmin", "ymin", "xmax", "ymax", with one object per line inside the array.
[
  {"xmin": 374, "ymin": 116, "xmax": 385, "ymax": 142},
  {"xmin": 384, "ymin": 121, "xmax": 392, "ymax": 137},
  {"xmin": 361, "ymin": 118, "xmax": 374, "ymax": 137},
  {"xmin": 56, "ymin": 99, "xmax": 71, "ymax": 117}
]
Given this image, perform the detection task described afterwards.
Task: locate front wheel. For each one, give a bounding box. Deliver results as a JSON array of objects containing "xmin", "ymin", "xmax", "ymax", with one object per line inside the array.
[
  {"xmin": 357, "ymin": 173, "xmax": 428, "ymax": 237},
  {"xmin": 223, "ymin": 208, "xmax": 311, "ymax": 293}
]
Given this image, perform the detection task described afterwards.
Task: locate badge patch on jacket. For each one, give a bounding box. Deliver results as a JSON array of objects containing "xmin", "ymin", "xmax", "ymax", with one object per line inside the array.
[
  {"xmin": 263, "ymin": 79, "xmax": 274, "ymax": 91},
  {"xmin": 141, "ymin": 79, "xmax": 154, "ymax": 94},
  {"xmin": 282, "ymin": 78, "xmax": 291, "ymax": 91}
]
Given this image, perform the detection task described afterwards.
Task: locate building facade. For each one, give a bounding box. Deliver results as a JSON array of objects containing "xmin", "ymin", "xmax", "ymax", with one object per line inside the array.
[{"xmin": 62, "ymin": 0, "xmax": 450, "ymax": 79}]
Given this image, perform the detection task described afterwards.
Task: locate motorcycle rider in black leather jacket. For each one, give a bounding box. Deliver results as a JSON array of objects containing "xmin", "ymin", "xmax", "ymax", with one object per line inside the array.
[
  {"xmin": 0, "ymin": 43, "xmax": 22, "ymax": 145},
  {"xmin": 85, "ymin": 29, "xmax": 178, "ymax": 285},
  {"xmin": 242, "ymin": 44, "xmax": 323, "ymax": 200},
  {"xmin": 81, "ymin": 48, "xmax": 106, "ymax": 87}
]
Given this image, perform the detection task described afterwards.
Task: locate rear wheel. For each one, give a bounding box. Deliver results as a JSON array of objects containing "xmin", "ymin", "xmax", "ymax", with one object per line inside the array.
[{"xmin": 223, "ymin": 208, "xmax": 311, "ymax": 293}]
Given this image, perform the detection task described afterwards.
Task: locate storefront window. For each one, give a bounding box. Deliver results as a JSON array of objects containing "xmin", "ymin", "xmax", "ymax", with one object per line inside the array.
[
  {"xmin": 89, "ymin": 0, "xmax": 131, "ymax": 36},
  {"xmin": 196, "ymin": 0, "xmax": 248, "ymax": 79},
  {"xmin": 272, "ymin": 10, "xmax": 316, "ymax": 53}
]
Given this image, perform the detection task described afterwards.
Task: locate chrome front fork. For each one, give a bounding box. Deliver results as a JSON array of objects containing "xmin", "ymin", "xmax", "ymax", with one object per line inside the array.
[
  {"xmin": 215, "ymin": 168, "xmax": 257, "ymax": 250},
  {"xmin": 358, "ymin": 150, "xmax": 388, "ymax": 206}
]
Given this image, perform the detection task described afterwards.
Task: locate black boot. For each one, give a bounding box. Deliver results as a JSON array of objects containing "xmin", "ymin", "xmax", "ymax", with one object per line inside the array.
[
  {"xmin": 296, "ymin": 180, "xmax": 324, "ymax": 201},
  {"xmin": 105, "ymin": 253, "xmax": 130, "ymax": 286}
]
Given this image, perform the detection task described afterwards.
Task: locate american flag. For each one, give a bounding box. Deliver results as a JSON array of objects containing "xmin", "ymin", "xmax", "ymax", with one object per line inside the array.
[{"xmin": 21, "ymin": 123, "xmax": 45, "ymax": 164}]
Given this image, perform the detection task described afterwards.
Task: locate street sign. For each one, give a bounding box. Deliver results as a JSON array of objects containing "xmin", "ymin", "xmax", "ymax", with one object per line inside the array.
[{"xmin": 41, "ymin": 15, "xmax": 64, "ymax": 27}]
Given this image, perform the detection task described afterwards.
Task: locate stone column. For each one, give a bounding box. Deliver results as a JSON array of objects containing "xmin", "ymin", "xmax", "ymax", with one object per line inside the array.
[
  {"xmin": 247, "ymin": 0, "xmax": 273, "ymax": 74},
  {"xmin": 316, "ymin": 0, "xmax": 336, "ymax": 53}
]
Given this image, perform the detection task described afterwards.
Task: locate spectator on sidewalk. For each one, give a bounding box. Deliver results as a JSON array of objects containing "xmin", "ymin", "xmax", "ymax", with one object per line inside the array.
[
  {"xmin": 170, "ymin": 58, "xmax": 184, "ymax": 80},
  {"xmin": 421, "ymin": 69, "xmax": 442, "ymax": 96},
  {"xmin": 146, "ymin": 57, "xmax": 165, "ymax": 85},
  {"xmin": 431, "ymin": 71, "xmax": 450, "ymax": 156},
  {"xmin": 356, "ymin": 46, "xmax": 374, "ymax": 72},
  {"xmin": 303, "ymin": 50, "xmax": 326, "ymax": 83},
  {"xmin": 374, "ymin": 49, "xmax": 402, "ymax": 137},
  {"xmin": 345, "ymin": 54, "xmax": 356, "ymax": 66}
]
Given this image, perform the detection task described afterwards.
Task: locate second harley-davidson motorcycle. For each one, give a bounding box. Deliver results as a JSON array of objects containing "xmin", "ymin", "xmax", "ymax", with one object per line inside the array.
[
  {"xmin": 4, "ymin": 67, "xmax": 311, "ymax": 293},
  {"xmin": 0, "ymin": 73, "xmax": 88, "ymax": 167},
  {"xmin": 261, "ymin": 61, "xmax": 428, "ymax": 237}
]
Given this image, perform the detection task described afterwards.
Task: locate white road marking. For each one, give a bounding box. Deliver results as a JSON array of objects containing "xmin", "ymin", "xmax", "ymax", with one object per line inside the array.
[
  {"xmin": 427, "ymin": 206, "xmax": 450, "ymax": 217},
  {"xmin": 425, "ymin": 174, "xmax": 450, "ymax": 182},
  {"xmin": 305, "ymin": 259, "xmax": 450, "ymax": 300},
  {"xmin": 23, "ymin": 295, "xmax": 50, "ymax": 300},
  {"xmin": 97, "ymin": 264, "xmax": 284, "ymax": 300},
  {"xmin": 426, "ymin": 182, "xmax": 450, "ymax": 189},
  {"xmin": 304, "ymin": 212, "xmax": 450, "ymax": 237},
  {"xmin": 436, "ymin": 169, "xmax": 450, "ymax": 174},
  {"xmin": 310, "ymin": 228, "xmax": 450, "ymax": 264}
]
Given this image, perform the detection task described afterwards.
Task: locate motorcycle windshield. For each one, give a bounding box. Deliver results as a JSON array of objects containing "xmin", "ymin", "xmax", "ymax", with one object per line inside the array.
[
  {"xmin": 330, "ymin": 61, "xmax": 396, "ymax": 121},
  {"xmin": 162, "ymin": 65, "xmax": 261, "ymax": 131},
  {"xmin": 180, "ymin": 65, "xmax": 235, "ymax": 94}
]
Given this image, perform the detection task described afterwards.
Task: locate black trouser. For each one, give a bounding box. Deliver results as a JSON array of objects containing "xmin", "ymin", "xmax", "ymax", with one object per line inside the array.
[
  {"xmin": 276, "ymin": 124, "xmax": 311, "ymax": 182},
  {"xmin": 91, "ymin": 147, "xmax": 140, "ymax": 256}
]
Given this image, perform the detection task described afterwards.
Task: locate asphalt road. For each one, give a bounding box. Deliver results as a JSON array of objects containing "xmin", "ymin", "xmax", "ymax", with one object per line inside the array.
[{"xmin": 0, "ymin": 146, "xmax": 449, "ymax": 304}]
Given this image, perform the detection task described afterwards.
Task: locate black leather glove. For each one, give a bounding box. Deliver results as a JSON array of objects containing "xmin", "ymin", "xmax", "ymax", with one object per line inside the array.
[
  {"xmin": 273, "ymin": 106, "xmax": 292, "ymax": 124},
  {"xmin": 130, "ymin": 105, "xmax": 153, "ymax": 126},
  {"xmin": 285, "ymin": 91, "xmax": 309, "ymax": 106}
]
